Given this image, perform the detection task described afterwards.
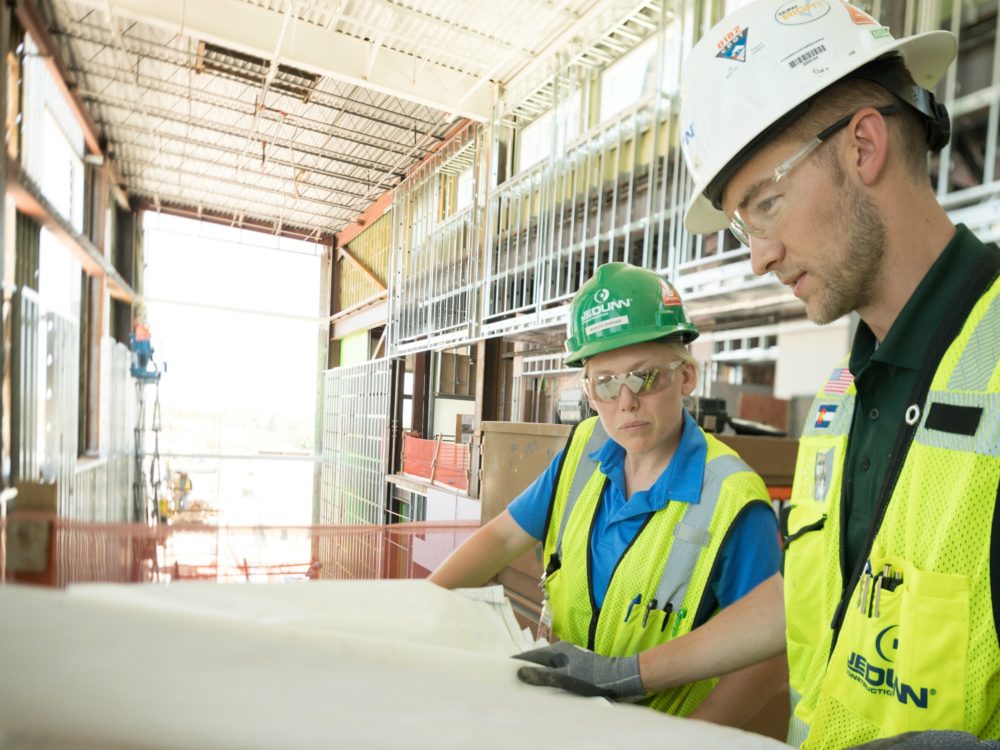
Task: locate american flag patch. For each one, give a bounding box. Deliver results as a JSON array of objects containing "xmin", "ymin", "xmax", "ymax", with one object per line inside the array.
[{"xmin": 825, "ymin": 368, "xmax": 854, "ymax": 394}]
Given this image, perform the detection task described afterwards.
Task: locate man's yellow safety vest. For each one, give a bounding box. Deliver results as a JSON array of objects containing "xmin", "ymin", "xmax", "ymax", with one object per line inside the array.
[
  {"xmin": 542, "ymin": 416, "xmax": 771, "ymax": 715},
  {"xmin": 784, "ymin": 272, "xmax": 1000, "ymax": 748}
]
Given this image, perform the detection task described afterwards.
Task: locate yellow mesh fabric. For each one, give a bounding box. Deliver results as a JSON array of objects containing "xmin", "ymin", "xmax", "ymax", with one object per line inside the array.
[
  {"xmin": 545, "ymin": 422, "xmax": 768, "ymax": 716},
  {"xmin": 544, "ymin": 417, "xmax": 600, "ymax": 648},
  {"xmin": 785, "ymin": 369, "xmax": 853, "ymax": 741},
  {"xmin": 790, "ymin": 281, "xmax": 1000, "ymax": 749}
]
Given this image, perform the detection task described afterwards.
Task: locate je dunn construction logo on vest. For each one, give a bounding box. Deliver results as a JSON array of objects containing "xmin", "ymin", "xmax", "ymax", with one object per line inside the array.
[{"xmin": 846, "ymin": 625, "xmax": 935, "ymax": 709}]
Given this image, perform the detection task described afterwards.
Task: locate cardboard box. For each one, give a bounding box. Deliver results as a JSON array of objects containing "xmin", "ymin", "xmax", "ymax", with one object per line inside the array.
[
  {"xmin": 479, "ymin": 421, "xmax": 571, "ymax": 524},
  {"xmin": 8, "ymin": 482, "xmax": 58, "ymax": 578},
  {"xmin": 716, "ymin": 434, "xmax": 799, "ymax": 486},
  {"xmin": 480, "ymin": 421, "xmax": 571, "ymax": 610}
]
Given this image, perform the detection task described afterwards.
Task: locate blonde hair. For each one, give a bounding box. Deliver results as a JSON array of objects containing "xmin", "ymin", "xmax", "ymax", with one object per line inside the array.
[
  {"xmin": 581, "ymin": 338, "xmax": 698, "ymax": 384},
  {"xmin": 661, "ymin": 339, "xmax": 696, "ymax": 368}
]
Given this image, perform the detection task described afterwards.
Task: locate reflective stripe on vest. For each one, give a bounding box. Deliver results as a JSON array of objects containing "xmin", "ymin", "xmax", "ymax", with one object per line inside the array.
[
  {"xmin": 550, "ymin": 419, "xmax": 609, "ymax": 566},
  {"xmin": 650, "ymin": 454, "xmax": 753, "ymax": 614}
]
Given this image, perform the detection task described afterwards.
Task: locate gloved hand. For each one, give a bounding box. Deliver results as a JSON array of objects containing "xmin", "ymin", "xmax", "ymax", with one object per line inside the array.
[
  {"xmin": 513, "ymin": 641, "xmax": 644, "ymax": 699},
  {"xmin": 848, "ymin": 732, "xmax": 1000, "ymax": 750}
]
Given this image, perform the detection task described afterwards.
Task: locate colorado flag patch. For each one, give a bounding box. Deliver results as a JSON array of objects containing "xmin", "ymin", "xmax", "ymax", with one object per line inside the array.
[{"xmin": 815, "ymin": 404, "xmax": 837, "ymax": 428}]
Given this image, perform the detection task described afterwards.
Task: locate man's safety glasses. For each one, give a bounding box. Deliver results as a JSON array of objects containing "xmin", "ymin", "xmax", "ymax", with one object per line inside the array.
[
  {"xmin": 728, "ymin": 104, "xmax": 898, "ymax": 247},
  {"xmin": 582, "ymin": 360, "xmax": 684, "ymax": 403}
]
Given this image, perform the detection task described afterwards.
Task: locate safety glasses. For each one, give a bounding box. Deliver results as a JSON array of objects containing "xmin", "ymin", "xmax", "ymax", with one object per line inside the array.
[
  {"xmin": 583, "ymin": 360, "xmax": 684, "ymax": 403},
  {"xmin": 728, "ymin": 104, "xmax": 898, "ymax": 246}
]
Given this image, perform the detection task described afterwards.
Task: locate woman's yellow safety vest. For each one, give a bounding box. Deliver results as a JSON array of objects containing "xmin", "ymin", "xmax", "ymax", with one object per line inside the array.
[
  {"xmin": 784, "ymin": 273, "xmax": 1000, "ymax": 748},
  {"xmin": 541, "ymin": 416, "xmax": 771, "ymax": 715}
]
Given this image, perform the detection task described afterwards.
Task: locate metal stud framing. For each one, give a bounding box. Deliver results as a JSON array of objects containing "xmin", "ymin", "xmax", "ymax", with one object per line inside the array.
[
  {"xmin": 386, "ymin": 0, "xmax": 1000, "ymax": 356},
  {"xmin": 388, "ymin": 121, "xmax": 481, "ymax": 356},
  {"xmin": 319, "ymin": 358, "xmax": 401, "ymax": 525}
]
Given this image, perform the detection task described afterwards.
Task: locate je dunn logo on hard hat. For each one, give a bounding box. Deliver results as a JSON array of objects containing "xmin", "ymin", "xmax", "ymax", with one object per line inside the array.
[
  {"xmin": 594, "ymin": 288, "xmax": 610, "ymax": 304},
  {"xmin": 775, "ymin": 1, "xmax": 830, "ymax": 26},
  {"xmin": 716, "ymin": 26, "xmax": 749, "ymax": 63}
]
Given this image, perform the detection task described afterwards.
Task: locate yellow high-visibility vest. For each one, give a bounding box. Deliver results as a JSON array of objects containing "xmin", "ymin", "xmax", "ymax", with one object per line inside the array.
[
  {"xmin": 784, "ymin": 274, "xmax": 1000, "ymax": 748},
  {"xmin": 543, "ymin": 416, "xmax": 770, "ymax": 715}
]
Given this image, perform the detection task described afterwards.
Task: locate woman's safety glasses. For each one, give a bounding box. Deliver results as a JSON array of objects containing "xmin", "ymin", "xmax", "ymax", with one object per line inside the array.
[{"xmin": 583, "ymin": 360, "xmax": 683, "ymax": 403}]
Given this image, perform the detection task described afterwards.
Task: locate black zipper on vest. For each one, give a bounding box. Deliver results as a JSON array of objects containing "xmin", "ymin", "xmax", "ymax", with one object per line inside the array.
[
  {"xmin": 991, "ymin": 475, "xmax": 1000, "ymax": 650},
  {"xmin": 586, "ymin": 478, "xmax": 655, "ymax": 651},
  {"xmin": 829, "ymin": 248, "xmax": 1000, "ymax": 656}
]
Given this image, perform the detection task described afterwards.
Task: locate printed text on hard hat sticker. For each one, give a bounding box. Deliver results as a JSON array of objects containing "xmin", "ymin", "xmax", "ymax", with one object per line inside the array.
[
  {"xmin": 775, "ymin": 1, "xmax": 831, "ymax": 26},
  {"xmin": 585, "ymin": 316, "xmax": 630, "ymax": 337}
]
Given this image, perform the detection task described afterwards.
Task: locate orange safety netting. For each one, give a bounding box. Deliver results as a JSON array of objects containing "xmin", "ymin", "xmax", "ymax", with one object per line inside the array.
[
  {"xmin": 0, "ymin": 514, "xmax": 477, "ymax": 587},
  {"xmin": 400, "ymin": 435, "xmax": 470, "ymax": 491}
]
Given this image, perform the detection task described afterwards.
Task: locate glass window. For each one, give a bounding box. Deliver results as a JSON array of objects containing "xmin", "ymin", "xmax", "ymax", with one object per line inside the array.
[
  {"xmin": 456, "ymin": 166, "xmax": 474, "ymax": 211},
  {"xmin": 38, "ymin": 228, "xmax": 81, "ymax": 321},
  {"xmin": 600, "ymin": 36, "xmax": 657, "ymax": 122},
  {"xmin": 518, "ymin": 89, "xmax": 581, "ymax": 173}
]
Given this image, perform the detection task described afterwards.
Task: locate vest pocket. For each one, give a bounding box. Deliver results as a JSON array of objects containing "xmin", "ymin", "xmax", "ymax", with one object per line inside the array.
[
  {"xmin": 818, "ymin": 555, "xmax": 967, "ymax": 740},
  {"xmin": 890, "ymin": 564, "xmax": 967, "ymax": 733}
]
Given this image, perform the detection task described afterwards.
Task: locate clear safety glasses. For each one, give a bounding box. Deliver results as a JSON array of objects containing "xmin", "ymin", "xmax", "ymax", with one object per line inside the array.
[
  {"xmin": 728, "ymin": 104, "xmax": 898, "ymax": 247},
  {"xmin": 583, "ymin": 360, "xmax": 684, "ymax": 403}
]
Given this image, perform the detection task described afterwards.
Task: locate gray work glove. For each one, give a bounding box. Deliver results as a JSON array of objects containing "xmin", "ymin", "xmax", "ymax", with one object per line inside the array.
[
  {"xmin": 513, "ymin": 641, "xmax": 644, "ymax": 699},
  {"xmin": 849, "ymin": 732, "xmax": 1000, "ymax": 750}
]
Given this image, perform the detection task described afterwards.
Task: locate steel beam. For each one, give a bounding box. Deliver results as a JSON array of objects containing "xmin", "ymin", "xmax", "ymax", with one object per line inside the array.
[{"xmin": 66, "ymin": 0, "xmax": 494, "ymax": 120}]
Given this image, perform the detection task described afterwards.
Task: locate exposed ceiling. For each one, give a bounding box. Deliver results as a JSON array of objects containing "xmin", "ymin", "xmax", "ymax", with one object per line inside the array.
[{"xmin": 34, "ymin": 0, "xmax": 606, "ymax": 240}]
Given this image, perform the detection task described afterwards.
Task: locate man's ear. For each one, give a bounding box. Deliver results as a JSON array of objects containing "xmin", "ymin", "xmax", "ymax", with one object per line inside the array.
[{"xmin": 848, "ymin": 106, "xmax": 891, "ymax": 186}]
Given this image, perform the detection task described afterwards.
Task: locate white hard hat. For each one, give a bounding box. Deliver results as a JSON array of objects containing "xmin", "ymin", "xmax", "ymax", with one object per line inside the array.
[{"xmin": 680, "ymin": 0, "xmax": 957, "ymax": 234}]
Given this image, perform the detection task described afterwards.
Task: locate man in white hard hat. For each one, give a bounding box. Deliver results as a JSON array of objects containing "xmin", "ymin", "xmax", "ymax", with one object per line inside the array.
[{"xmin": 513, "ymin": 2, "xmax": 1000, "ymax": 747}]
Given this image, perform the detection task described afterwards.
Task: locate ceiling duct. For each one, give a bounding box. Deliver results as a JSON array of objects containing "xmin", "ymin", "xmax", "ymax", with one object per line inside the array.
[{"xmin": 195, "ymin": 41, "xmax": 320, "ymax": 103}]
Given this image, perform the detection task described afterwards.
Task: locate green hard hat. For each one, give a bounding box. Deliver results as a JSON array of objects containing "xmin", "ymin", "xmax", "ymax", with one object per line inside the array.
[{"xmin": 564, "ymin": 263, "xmax": 698, "ymax": 367}]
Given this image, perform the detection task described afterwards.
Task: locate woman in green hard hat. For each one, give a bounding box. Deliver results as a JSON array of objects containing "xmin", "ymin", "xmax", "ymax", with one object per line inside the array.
[{"xmin": 430, "ymin": 262, "xmax": 784, "ymax": 727}]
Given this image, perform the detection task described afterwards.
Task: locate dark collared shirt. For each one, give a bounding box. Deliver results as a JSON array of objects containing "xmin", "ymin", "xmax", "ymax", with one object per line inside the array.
[{"xmin": 842, "ymin": 224, "xmax": 993, "ymax": 571}]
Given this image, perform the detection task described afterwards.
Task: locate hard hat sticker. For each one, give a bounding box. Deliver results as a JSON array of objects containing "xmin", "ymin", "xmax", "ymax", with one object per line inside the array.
[
  {"xmin": 776, "ymin": 2, "xmax": 831, "ymax": 26},
  {"xmin": 716, "ymin": 27, "xmax": 749, "ymax": 63},
  {"xmin": 585, "ymin": 315, "xmax": 630, "ymax": 337},
  {"xmin": 842, "ymin": 2, "xmax": 877, "ymax": 25},
  {"xmin": 787, "ymin": 42, "xmax": 828, "ymax": 70},
  {"xmin": 660, "ymin": 281, "xmax": 683, "ymax": 307}
]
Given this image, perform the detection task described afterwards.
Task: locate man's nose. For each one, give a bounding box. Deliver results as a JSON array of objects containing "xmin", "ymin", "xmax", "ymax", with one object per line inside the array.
[{"xmin": 749, "ymin": 233, "xmax": 784, "ymax": 277}]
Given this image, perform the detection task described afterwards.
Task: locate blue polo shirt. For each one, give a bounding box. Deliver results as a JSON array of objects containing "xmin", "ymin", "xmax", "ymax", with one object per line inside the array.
[{"xmin": 508, "ymin": 411, "xmax": 780, "ymax": 610}]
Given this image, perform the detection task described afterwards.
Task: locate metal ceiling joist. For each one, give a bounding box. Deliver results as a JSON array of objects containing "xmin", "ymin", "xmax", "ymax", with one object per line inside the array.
[
  {"xmin": 68, "ymin": 61, "xmax": 423, "ymax": 162},
  {"xmin": 55, "ymin": 19, "xmax": 444, "ymax": 138},
  {"xmin": 80, "ymin": 89, "xmax": 404, "ymax": 180},
  {"xmin": 135, "ymin": 178, "xmax": 342, "ymax": 235},
  {"xmin": 115, "ymin": 157, "xmax": 360, "ymax": 214},
  {"xmin": 105, "ymin": 124, "xmax": 372, "ymax": 201},
  {"xmin": 66, "ymin": 0, "xmax": 494, "ymax": 122},
  {"xmin": 141, "ymin": 199, "xmax": 331, "ymax": 243}
]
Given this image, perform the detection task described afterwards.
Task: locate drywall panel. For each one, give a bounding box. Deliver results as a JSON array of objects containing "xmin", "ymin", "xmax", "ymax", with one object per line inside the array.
[{"xmin": 0, "ymin": 582, "xmax": 787, "ymax": 750}]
